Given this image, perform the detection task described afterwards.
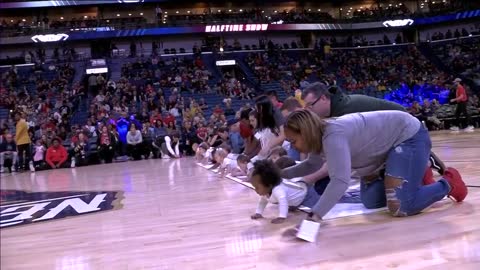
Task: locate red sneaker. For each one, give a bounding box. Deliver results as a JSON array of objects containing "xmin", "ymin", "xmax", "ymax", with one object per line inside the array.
[
  {"xmin": 422, "ymin": 167, "xmax": 436, "ymax": 185},
  {"xmin": 443, "ymin": 167, "xmax": 468, "ymax": 202}
]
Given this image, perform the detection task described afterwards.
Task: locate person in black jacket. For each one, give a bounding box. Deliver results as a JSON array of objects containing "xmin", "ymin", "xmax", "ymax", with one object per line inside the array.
[
  {"xmin": 0, "ymin": 133, "xmax": 18, "ymax": 173},
  {"xmin": 97, "ymin": 126, "xmax": 116, "ymax": 163}
]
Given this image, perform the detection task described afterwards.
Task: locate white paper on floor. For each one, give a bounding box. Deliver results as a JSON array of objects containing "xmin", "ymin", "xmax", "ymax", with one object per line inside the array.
[
  {"xmin": 296, "ymin": 219, "xmax": 321, "ymax": 243},
  {"xmin": 198, "ymin": 164, "xmax": 386, "ymax": 220}
]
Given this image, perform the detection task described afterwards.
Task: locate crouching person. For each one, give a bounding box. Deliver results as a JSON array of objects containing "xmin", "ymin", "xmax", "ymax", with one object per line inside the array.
[
  {"xmin": 70, "ymin": 132, "xmax": 90, "ymax": 168},
  {"xmin": 161, "ymin": 132, "xmax": 181, "ymax": 159},
  {"xmin": 45, "ymin": 138, "xmax": 69, "ymax": 170},
  {"xmin": 0, "ymin": 134, "xmax": 18, "ymax": 173}
]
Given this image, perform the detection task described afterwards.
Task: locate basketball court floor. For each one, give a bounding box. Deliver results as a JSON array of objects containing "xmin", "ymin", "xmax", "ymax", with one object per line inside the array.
[{"xmin": 1, "ymin": 130, "xmax": 479, "ymax": 269}]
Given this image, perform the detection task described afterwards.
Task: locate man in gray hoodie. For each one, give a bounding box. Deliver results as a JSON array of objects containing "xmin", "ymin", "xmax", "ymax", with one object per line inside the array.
[{"xmin": 282, "ymin": 83, "xmax": 445, "ymax": 193}]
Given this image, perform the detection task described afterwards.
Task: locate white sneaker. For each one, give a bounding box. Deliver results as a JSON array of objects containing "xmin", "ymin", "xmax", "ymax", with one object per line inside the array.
[
  {"xmin": 464, "ymin": 125, "xmax": 475, "ymax": 132},
  {"xmin": 29, "ymin": 162, "xmax": 35, "ymax": 172},
  {"xmin": 71, "ymin": 159, "xmax": 76, "ymax": 168},
  {"xmin": 450, "ymin": 126, "xmax": 460, "ymax": 131}
]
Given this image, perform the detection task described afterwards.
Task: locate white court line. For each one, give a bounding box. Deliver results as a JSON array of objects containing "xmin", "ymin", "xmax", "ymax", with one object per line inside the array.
[
  {"xmin": 225, "ymin": 174, "xmax": 255, "ymax": 189},
  {"xmin": 0, "ymin": 194, "xmax": 86, "ymax": 208}
]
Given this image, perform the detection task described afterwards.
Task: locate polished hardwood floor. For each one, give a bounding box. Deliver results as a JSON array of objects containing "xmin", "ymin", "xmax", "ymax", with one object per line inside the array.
[{"xmin": 1, "ymin": 130, "xmax": 479, "ymax": 270}]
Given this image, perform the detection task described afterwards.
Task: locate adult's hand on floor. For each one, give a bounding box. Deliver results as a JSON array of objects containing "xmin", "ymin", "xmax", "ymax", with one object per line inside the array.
[
  {"xmin": 271, "ymin": 217, "xmax": 286, "ymax": 224},
  {"xmin": 251, "ymin": 213, "xmax": 263, "ymax": 220}
]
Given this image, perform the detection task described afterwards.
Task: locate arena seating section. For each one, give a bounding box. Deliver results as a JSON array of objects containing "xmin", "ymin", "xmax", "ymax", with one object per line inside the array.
[{"xmin": 1, "ymin": 35, "xmax": 479, "ymax": 168}]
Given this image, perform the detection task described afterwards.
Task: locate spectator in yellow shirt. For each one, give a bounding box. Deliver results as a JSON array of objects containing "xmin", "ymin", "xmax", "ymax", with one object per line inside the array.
[{"xmin": 15, "ymin": 112, "xmax": 32, "ymax": 171}]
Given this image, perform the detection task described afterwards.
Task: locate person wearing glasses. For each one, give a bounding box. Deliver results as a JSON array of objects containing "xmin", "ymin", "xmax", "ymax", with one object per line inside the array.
[{"xmin": 282, "ymin": 83, "xmax": 446, "ymax": 196}]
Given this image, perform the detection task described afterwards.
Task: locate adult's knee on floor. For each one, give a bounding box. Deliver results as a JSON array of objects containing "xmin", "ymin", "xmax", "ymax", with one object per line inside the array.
[{"xmin": 361, "ymin": 195, "xmax": 386, "ymax": 209}]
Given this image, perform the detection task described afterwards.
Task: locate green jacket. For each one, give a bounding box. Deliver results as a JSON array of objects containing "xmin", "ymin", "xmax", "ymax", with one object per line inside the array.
[{"xmin": 330, "ymin": 93, "xmax": 406, "ymax": 117}]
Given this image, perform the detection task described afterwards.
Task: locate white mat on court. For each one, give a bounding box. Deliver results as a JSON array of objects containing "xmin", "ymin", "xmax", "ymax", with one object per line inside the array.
[{"xmin": 197, "ymin": 163, "xmax": 386, "ymax": 220}]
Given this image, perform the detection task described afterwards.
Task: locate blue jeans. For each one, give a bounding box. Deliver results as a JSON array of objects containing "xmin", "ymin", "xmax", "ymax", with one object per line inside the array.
[
  {"xmin": 287, "ymin": 147, "xmax": 301, "ymax": 161},
  {"xmin": 360, "ymin": 126, "xmax": 450, "ymax": 216},
  {"xmin": 301, "ymin": 184, "xmax": 320, "ymax": 208}
]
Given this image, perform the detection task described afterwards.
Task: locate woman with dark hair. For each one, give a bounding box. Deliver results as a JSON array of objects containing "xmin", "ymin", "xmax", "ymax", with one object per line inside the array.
[
  {"xmin": 180, "ymin": 121, "xmax": 198, "ymax": 156},
  {"xmin": 97, "ymin": 125, "xmax": 116, "ymax": 163},
  {"xmin": 126, "ymin": 123, "xmax": 143, "ymax": 160},
  {"xmin": 166, "ymin": 121, "xmax": 176, "ymax": 134},
  {"xmin": 253, "ymin": 95, "xmax": 286, "ymax": 160}
]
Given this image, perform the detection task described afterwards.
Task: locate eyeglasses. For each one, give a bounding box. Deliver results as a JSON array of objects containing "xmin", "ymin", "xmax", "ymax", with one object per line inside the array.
[{"xmin": 305, "ymin": 95, "xmax": 322, "ymax": 108}]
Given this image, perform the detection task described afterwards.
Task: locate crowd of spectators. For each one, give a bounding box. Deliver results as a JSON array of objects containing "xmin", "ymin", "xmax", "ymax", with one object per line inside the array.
[
  {"xmin": 1, "ymin": 0, "xmax": 470, "ymax": 38},
  {"xmin": 0, "ymin": 16, "xmax": 146, "ymax": 37},
  {"xmin": 0, "ymin": 60, "xmax": 83, "ymax": 172},
  {"xmin": 121, "ymin": 56, "xmax": 213, "ymax": 93},
  {"xmin": 428, "ymin": 28, "xmax": 473, "ymax": 41},
  {"xmin": 349, "ymin": 4, "xmax": 410, "ymax": 22},
  {"xmin": 1, "ymin": 27, "xmax": 480, "ymax": 174}
]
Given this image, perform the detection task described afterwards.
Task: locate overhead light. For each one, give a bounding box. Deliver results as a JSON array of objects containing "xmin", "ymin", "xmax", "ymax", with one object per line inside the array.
[
  {"xmin": 357, "ymin": 9, "xmax": 361, "ymax": 12},
  {"xmin": 140, "ymin": 12, "xmax": 143, "ymax": 15},
  {"xmin": 128, "ymin": 13, "xmax": 132, "ymax": 16},
  {"xmin": 360, "ymin": 6, "xmax": 363, "ymax": 9},
  {"xmin": 218, "ymin": 9, "xmax": 221, "ymax": 12},
  {"xmin": 308, "ymin": 9, "xmax": 311, "ymax": 11},
  {"xmin": 106, "ymin": 20, "xmax": 110, "ymax": 22},
  {"xmin": 389, "ymin": 4, "xmax": 393, "ymax": 6},
  {"xmin": 340, "ymin": 8, "xmax": 343, "ymax": 11},
  {"xmin": 239, "ymin": 9, "xmax": 243, "ymax": 12},
  {"xmin": 116, "ymin": 14, "xmax": 120, "ymax": 17},
  {"xmin": 10, "ymin": 19, "xmax": 13, "ymax": 22},
  {"xmin": 164, "ymin": 14, "xmax": 168, "ymax": 17},
  {"xmin": 350, "ymin": 7, "xmax": 353, "ymax": 9},
  {"xmin": 60, "ymin": 17, "xmax": 64, "ymax": 20},
  {"xmin": 163, "ymin": 21, "xmax": 166, "ymax": 24},
  {"xmin": 187, "ymin": 11, "xmax": 191, "ymax": 13},
  {"xmin": 228, "ymin": 9, "xmax": 232, "ymax": 12},
  {"xmin": 31, "ymin": 33, "xmax": 69, "ymax": 43},
  {"xmin": 84, "ymin": 15, "xmax": 88, "ymax": 19},
  {"xmin": 274, "ymin": 10, "xmax": 277, "ymax": 13},
  {"xmin": 165, "ymin": 11, "xmax": 168, "ymax": 14},
  {"xmin": 318, "ymin": 9, "xmax": 321, "ymax": 11},
  {"xmin": 432, "ymin": 1, "xmax": 436, "ymax": 3},
  {"xmin": 22, "ymin": 18, "xmax": 26, "ymax": 22},
  {"xmin": 176, "ymin": 11, "xmax": 179, "ymax": 14},
  {"xmin": 262, "ymin": 10, "xmax": 264, "ymax": 13}
]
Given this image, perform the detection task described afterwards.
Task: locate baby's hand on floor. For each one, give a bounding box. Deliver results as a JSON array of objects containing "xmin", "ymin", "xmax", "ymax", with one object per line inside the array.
[
  {"xmin": 251, "ymin": 213, "xmax": 263, "ymax": 220},
  {"xmin": 271, "ymin": 217, "xmax": 286, "ymax": 224}
]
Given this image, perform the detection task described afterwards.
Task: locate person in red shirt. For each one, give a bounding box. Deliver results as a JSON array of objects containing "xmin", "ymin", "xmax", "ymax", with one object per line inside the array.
[
  {"xmin": 267, "ymin": 90, "xmax": 283, "ymax": 109},
  {"xmin": 45, "ymin": 138, "xmax": 69, "ymax": 169},
  {"xmin": 450, "ymin": 78, "xmax": 474, "ymax": 131},
  {"xmin": 213, "ymin": 105, "xmax": 224, "ymax": 115},
  {"xmin": 149, "ymin": 109, "xmax": 163, "ymax": 125},
  {"xmin": 163, "ymin": 112, "xmax": 175, "ymax": 126},
  {"xmin": 196, "ymin": 122, "xmax": 208, "ymax": 142}
]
